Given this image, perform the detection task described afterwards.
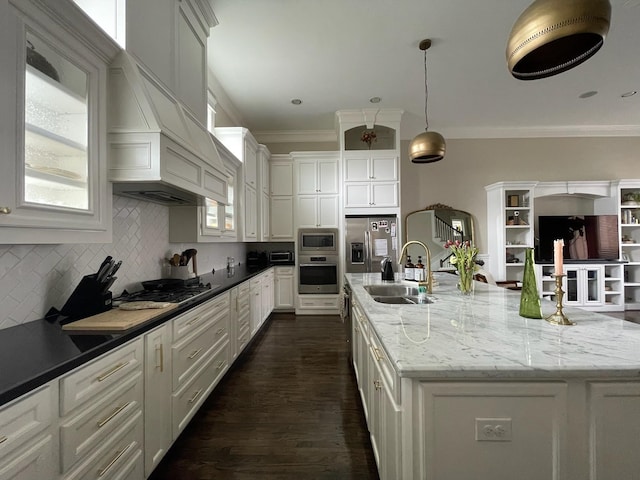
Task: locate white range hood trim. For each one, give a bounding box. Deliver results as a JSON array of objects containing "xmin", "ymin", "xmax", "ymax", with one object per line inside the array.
[{"xmin": 108, "ymin": 50, "xmax": 227, "ymax": 206}]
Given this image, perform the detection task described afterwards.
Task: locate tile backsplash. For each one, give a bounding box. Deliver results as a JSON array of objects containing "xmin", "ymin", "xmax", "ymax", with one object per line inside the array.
[{"xmin": 0, "ymin": 195, "xmax": 247, "ymax": 330}]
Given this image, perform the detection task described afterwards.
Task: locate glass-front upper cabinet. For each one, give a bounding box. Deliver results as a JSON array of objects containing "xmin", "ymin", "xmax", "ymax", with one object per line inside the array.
[
  {"xmin": 0, "ymin": 1, "xmax": 118, "ymax": 243},
  {"xmin": 25, "ymin": 31, "xmax": 89, "ymax": 210}
]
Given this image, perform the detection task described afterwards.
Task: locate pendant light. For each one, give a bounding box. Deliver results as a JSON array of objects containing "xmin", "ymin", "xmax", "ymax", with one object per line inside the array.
[
  {"xmin": 409, "ymin": 39, "xmax": 446, "ymax": 163},
  {"xmin": 507, "ymin": 0, "xmax": 611, "ymax": 80}
]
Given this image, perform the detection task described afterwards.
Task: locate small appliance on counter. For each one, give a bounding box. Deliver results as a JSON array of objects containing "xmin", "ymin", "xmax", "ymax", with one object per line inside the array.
[
  {"xmin": 269, "ymin": 251, "xmax": 294, "ymax": 263},
  {"xmin": 50, "ymin": 256, "xmax": 122, "ymax": 323},
  {"xmin": 247, "ymin": 251, "xmax": 268, "ymax": 268}
]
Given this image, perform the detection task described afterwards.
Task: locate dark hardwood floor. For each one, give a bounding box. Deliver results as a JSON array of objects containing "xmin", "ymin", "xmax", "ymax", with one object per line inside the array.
[{"xmin": 149, "ymin": 313, "xmax": 379, "ymax": 480}]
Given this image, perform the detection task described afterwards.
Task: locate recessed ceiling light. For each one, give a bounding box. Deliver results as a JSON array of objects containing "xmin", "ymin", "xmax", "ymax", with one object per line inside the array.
[
  {"xmin": 291, "ymin": 98, "xmax": 302, "ymax": 105},
  {"xmin": 621, "ymin": 91, "xmax": 637, "ymax": 98},
  {"xmin": 579, "ymin": 90, "xmax": 598, "ymax": 99},
  {"xmin": 369, "ymin": 97, "xmax": 382, "ymax": 104}
]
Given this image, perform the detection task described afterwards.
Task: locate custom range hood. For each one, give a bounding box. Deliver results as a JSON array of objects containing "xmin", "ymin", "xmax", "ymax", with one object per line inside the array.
[{"xmin": 107, "ymin": 51, "xmax": 227, "ymax": 206}]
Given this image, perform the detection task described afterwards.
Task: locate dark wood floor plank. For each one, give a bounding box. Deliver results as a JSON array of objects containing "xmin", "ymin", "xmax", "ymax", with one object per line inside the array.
[{"xmin": 149, "ymin": 313, "xmax": 379, "ymax": 480}]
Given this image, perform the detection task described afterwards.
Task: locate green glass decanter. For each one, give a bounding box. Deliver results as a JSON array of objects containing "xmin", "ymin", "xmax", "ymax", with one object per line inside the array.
[{"xmin": 519, "ymin": 248, "xmax": 543, "ymax": 319}]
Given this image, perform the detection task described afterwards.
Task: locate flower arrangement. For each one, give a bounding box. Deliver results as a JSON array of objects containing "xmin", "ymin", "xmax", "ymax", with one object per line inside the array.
[
  {"xmin": 360, "ymin": 130, "xmax": 377, "ymax": 149},
  {"xmin": 444, "ymin": 239, "xmax": 479, "ymax": 294}
]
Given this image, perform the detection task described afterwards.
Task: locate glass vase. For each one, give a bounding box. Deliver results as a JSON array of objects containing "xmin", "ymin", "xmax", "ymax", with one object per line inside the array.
[
  {"xmin": 519, "ymin": 248, "xmax": 543, "ymax": 319},
  {"xmin": 457, "ymin": 263, "xmax": 474, "ymax": 295}
]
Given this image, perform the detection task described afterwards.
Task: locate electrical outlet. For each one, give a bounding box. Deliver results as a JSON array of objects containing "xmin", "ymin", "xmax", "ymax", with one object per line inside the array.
[{"xmin": 475, "ymin": 418, "xmax": 512, "ymax": 442}]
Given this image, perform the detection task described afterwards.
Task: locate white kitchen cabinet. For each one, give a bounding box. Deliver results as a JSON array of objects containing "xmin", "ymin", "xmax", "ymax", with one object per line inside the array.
[
  {"xmin": 269, "ymin": 155, "xmax": 294, "ymax": 240},
  {"xmin": 274, "ymin": 267, "xmax": 295, "ymax": 310},
  {"xmin": 293, "ymin": 152, "xmax": 340, "ymax": 229},
  {"xmin": 0, "ymin": 384, "xmax": 56, "ymax": 480},
  {"xmin": 214, "ymin": 127, "xmax": 263, "ymax": 241},
  {"xmin": 230, "ymin": 281, "xmax": 251, "ymax": 360},
  {"xmin": 294, "ymin": 152, "xmax": 339, "ymax": 195},
  {"xmin": 124, "ymin": 0, "xmax": 216, "ymax": 124},
  {"xmin": 343, "ymin": 152, "xmax": 400, "ymax": 211},
  {"xmin": 261, "ymin": 191, "xmax": 270, "ymax": 240},
  {"xmin": 59, "ymin": 338, "xmax": 144, "ymax": 479},
  {"xmin": 0, "ymin": 0, "xmax": 118, "ymax": 244},
  {"xmin": 143, "ymin": 324, "xmax": 172, "ymax": 477},
  {"xmin": 261, "ymin": 269, "xmax": 274, "ymax": 323},
  {"xmin": 296, "ymin": 195, "xmax": 340, "ymax": 229},
  {"xmin": 249, "ymin": 277, "xmax": 262, "ymax": 336}
]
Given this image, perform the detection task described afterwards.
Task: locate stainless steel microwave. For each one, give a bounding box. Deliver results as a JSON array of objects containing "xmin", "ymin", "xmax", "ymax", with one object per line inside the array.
[{"xmin": 297, "ymin": 228, "xmax": 339, "ymax": 254}]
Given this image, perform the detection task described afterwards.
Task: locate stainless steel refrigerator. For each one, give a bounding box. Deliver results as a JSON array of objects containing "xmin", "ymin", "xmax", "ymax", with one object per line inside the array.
[{"xmin": 345, "ymin": 215, "xmax": 398, "ymax": 273}]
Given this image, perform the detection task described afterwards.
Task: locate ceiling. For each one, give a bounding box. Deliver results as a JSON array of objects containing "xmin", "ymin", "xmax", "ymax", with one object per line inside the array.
[{"xmin": 207, "ymin": 0, "xmax": 640, "ymax": 142}]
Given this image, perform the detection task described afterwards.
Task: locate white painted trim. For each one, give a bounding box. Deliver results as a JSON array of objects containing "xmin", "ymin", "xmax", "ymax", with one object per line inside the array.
[{"xmin": 253, "ymin": 130, "xmax": 337, "ymax": 144}]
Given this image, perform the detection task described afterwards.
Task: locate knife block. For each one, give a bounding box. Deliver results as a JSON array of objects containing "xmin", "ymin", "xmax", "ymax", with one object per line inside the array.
[{"xmin": 60, "ymin": 275, "xmax": 113, "ymax": 321}]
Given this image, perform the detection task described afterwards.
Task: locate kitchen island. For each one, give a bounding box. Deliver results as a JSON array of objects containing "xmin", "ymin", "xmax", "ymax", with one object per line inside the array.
[{"xmin": 345, "ymin": 272, "xmax": 640, "ymax": 480}]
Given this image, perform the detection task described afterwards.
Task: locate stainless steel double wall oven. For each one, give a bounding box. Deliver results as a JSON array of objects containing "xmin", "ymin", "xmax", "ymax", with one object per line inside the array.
[{"xmin": 297, "ymin": 228, "xmax": 339, "ymax": 294}]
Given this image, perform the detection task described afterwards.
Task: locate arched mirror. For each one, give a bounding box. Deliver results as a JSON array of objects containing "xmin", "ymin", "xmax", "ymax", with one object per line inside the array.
[{"xmin": 405, "ymin": 204, "xmax": 475, "ymax": 272}]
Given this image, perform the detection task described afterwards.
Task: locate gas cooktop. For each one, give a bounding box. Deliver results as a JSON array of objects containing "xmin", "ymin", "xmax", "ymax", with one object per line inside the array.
[{"xmin": 113, "ymin": 282, "xmax": 216, "ymax": 305}]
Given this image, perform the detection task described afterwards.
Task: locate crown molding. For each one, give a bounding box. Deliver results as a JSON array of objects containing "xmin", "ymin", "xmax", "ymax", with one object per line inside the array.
[
  {"xmin": 437, "ymin": 124, "xmax": 640, "ymax": 140},
  {"xmin": 252, "ymin": 130, "xmax": 337, "ymax": 144}
]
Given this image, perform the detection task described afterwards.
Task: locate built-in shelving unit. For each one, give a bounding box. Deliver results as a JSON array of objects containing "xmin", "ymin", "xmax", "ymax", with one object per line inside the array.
[{"xmin": 619, "ymin": 181, "xmax": 640, "ymax": 309}]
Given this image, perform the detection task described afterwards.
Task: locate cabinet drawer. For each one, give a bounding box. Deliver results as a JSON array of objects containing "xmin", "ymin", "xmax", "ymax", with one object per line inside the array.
[
  {"xmin": 298, "ymin": 295, "xmax": 339, "ymax": 308},
  {"xmin": 0, "ymin": 384, "xmax": 53, "ymax": 462},
  {"xmin": 275, "ymin": 266, "xmax": 294, "ymax": 276},
  {"xmin": 0, "ymin": 435, "xmax": 54, "ymax": 480},
  {"xmin": 60, "ymin": 339, "xmax": 143, "ymax": 416},
  {"xmin": 172, "ymin": 292, "xmax": 229, "ymax": 341},
  {"xmin": 237, "ymin": 309, "xmax": 250, "ymax": 331},
  {"xmin": 237, "ymin": 281, "xmax": 250, "ymax": 297},
  {"xmin": 60, "ymin": 372, "xmax": 143, "ymax": 473},
  {"xmin": 237, "ymin": 326, "xmax": 250, "ymax": 353},
  {"xmin": 172, "ymin": 343, "xmax": 229, "ymax": 437},
  {"xmin": 250, "ymin": 277, "xmax": 262, "ymax": 290},
  {"xmin": 172, "ymin": 322, "xmax": 216, "ymax": 390},
  {"xmin": 64, "ymin": 411, "xmax": 142, "ymax": 480}
]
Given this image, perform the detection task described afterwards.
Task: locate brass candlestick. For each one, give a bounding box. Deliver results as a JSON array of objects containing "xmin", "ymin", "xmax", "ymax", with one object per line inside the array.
[{"xmin": 545, "ymin": 274, "xmax": 575, "ymax": 326}]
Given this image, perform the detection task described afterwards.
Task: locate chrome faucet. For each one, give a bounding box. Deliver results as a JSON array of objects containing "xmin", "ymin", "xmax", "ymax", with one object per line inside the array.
[{"xmin": 398, "ymin": 240, "xmax": 433, "ymax": 294}]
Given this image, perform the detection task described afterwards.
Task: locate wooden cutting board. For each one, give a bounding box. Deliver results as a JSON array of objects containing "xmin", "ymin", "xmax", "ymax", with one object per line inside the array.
[{"xmin": 62, "ymin": 304, "xmax": 179, "ymax": 333}]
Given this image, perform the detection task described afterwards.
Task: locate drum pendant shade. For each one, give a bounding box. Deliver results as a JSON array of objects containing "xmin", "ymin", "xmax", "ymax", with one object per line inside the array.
[
  {"xmin": 409, "ymin": 39, "xmax": 445, "ymax": 163},
  {"xmin": 507, "ymin": 0, "xmax": 611, "ymax": 80}
]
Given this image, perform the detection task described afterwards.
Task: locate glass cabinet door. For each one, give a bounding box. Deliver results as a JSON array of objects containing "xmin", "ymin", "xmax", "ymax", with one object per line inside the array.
[{"xmin": 24, "ymin": 31, "xmax": 89, "ymax": 210}]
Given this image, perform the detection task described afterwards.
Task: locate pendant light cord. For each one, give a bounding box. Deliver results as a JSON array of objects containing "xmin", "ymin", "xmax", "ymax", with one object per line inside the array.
[{"xmin": 423, "ymin": 48, "xmax": 429, "ymax": 132}]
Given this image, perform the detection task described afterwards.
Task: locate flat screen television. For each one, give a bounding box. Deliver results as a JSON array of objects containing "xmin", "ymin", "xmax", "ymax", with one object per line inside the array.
[{"xmin": 537, "ymin": 215, "xmax": 619, "ymax": 262}]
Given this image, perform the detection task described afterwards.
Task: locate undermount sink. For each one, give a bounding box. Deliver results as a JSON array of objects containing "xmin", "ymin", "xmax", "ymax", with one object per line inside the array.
[
  {"xmin": 364, "ymin": 285, "xmax": 420, "ymax": 296},
  {"xmin": 364, "ymin": 285, "xmax": 433, "ymax": 305}
]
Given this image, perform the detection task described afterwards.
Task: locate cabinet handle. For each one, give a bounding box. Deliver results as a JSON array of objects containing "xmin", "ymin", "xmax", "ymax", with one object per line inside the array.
[
  {"xmin": 216, "ymin": 360, "xmax": 226, "ymax": 370},
  {"xmin": 97, "ymin": 444, "xmax": 131, "ymax": 477},
  {"xmin": 354, "ymin": 326, "xmax": 360, "ymax": 333},
  {"xmin": 97, "ymin": 362, "xmax": 128, "ymax": 382},
  {"xmin": 97, "ymin": 402, "xmax": 131, "ymax": 428},
  {"xmin": 186, "ymin": 316, "xmax": 200, "ymax": 326},
  {"xmin": 373, "ymin": 379, "xmax": 382, "ymax": 391},
  {"xmin": 373, "ymin": 347, "xmax": 383, "ymax": 361},
  {"xmin": 188, "ymin": 388, "xmax": 203, "ymax": 404},
  {"xmin": 0, "ymin": 435, "xmax": 7, "ymax": 444},
  {"xmin": 188, "ymin": 348, "xmax": 202, "ymax": 359},
  {"xmin": 216, "ymin": 328, "xmax": 225, "ymax": 335},
  {"xmin": 0, "ymin": 207, "xmax": 11, "ymax": 214},
  {"xmin": 156, "ymin": 344, "xmax": 164, "ymax": 372}
]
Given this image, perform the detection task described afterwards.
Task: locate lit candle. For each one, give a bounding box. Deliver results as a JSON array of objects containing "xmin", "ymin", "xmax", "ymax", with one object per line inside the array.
[{"xmin": 553, "ymin": 239, "xmax": 564, "ymax": 276}]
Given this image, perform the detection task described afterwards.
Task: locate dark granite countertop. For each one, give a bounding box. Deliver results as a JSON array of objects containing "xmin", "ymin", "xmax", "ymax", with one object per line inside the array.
[{"xmin": 0, "ymin": 265, "xmax": 275, "ymax": 408}]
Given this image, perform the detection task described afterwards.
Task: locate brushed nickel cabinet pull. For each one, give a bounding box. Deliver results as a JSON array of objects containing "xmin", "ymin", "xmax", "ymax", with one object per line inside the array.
[
  {"xmin": 0, "ymin": 435, "xmax": 7, "ymax": 444},
  {"xmin": 188, "ymin": 348, "xmax": 202, "ymax": 360},
  {"xmin": 0, "ymin": 207, "xmax": 11, "ymax": 214},
  {"xmin": 97, "ymin": 362, "xmax": 127, "ymax": 382},
  {"xmin": 186, "ymin": 316, "xmax": 200, "ymax": 326},
  {"xmin": 97, "ymin": 402, "xmax": 131, "ymax": 428},
  {"xmin": 156, "ymin": 344, "xmax": 164, "ymax": 372},
  {"xmin": 216, "ymin": 360, "xmax": 225, "ymax": 370},
  {"xmin": 373, "ymin": 380, "xmax": 382, "ymax": 391},
  {"xmin": 98, "ymin": 444, "xmax": 131, "ymax": 477},
  {"xmin": 216, "ymin": 328, "xmax": 224, "ymax": 335},
  {"xmin": 188, "ymin": 388, "xmax": 203, "ymax": 404},
  {"xmin": 373, "ymin": 347, "xmax": 383, "ymax": 362}
]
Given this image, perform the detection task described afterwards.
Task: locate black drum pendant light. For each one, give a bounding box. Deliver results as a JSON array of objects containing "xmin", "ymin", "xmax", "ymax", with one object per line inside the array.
[
  {"xmin": 507, "ymin": 0, "xmax": 611, "ymax": 80},
  {"xmin": 409, "ymin": 39, "xmax": 445, "ymax": 163}
]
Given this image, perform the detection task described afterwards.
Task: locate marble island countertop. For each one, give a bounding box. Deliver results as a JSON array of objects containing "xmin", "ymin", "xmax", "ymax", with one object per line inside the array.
[{"xmin": 345, "ymin": 272, "xmax": 640, "ymax": 379}]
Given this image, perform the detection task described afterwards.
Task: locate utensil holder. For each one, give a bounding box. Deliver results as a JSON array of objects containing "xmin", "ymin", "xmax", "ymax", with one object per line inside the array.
[{"xmin": 170, "ymin": 265, "xmax": 194, "ymax": 280}]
